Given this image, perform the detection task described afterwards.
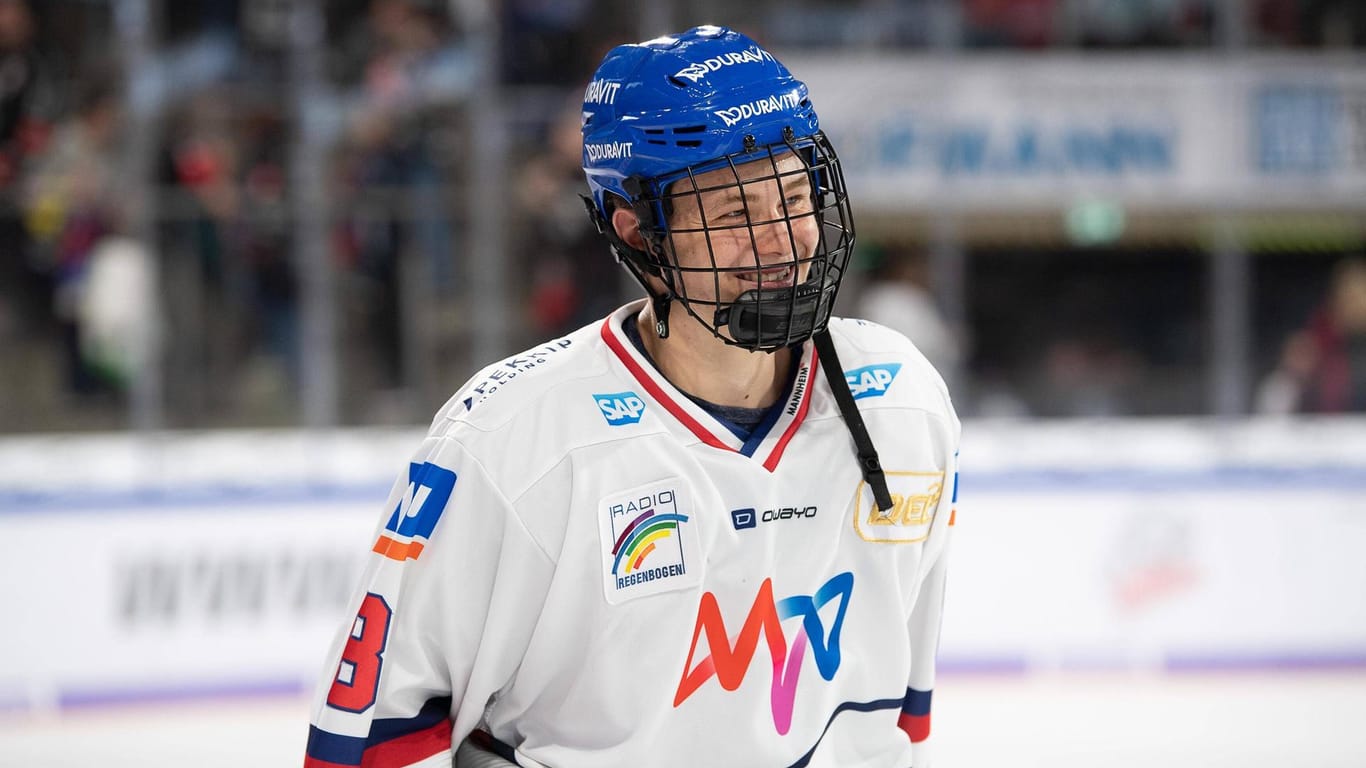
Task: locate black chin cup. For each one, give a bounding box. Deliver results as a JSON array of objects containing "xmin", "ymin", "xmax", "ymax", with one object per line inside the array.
[{"xmin": 715, "ymin": 278, "xmax": 835, "ymax": 352}]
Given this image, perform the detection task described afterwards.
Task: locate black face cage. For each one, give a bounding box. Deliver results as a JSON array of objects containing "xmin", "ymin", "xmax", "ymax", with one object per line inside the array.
[{"xmin": 629, "ymin": 129, "xmax": 855, "ymax": 353}]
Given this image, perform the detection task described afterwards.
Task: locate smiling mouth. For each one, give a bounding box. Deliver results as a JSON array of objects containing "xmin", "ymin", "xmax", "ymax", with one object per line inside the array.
[{"xmin": 736, "ymin": 265, "xmax": 796, "ymax": 288}]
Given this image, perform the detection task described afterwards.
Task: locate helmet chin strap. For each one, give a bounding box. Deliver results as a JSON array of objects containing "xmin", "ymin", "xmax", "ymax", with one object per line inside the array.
[
  {"xmin": 649, "ymin": 292, "xmax": 672, "ymax": 339},
  {"xmin": 582, "ymin": 192, "xmax": 676, "ymax": 339},
  {"xmin": 812, "ymin": 329, "xmax": 895, "ymax": 513}
]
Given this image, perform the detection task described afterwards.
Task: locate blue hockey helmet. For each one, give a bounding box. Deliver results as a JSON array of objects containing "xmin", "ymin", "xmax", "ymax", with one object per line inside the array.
[{"xmin": 580, "ymin": 25, "xmax": 855, "ymax": 352}]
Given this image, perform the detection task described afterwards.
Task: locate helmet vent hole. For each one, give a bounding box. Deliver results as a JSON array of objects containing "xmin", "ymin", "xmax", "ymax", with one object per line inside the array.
[
  {"xmin": 672, "ymin": 125, "xmax": 706, "ymax": 134},
  {"xmin": 647, "ymin": 139, "xmax": 667, "ymax": 145},
  {"xmin": 675, "ymin": 140, "xmax": 702, "ymax": 148}
]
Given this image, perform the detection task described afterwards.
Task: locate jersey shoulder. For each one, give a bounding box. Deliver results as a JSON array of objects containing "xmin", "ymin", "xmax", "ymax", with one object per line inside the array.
[
  {"xmin": 429, "ymin": 322, "xmax": 601, "ymax": 430},
  {"xmin": 421, "ymin": 316, "xmax": 656, "ymax": 498},
  {"xmin": 826, "ymin": 316, "xmax": 956, "ymax": 422}
]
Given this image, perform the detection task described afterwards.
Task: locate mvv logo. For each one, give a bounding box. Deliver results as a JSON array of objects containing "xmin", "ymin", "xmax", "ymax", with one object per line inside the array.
[{"xmin": 674, "ymin": 572, "xmax": 853, "ymax": 734}]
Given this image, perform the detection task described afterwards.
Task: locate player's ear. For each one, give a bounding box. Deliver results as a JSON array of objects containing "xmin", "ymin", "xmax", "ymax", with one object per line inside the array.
[{"xmin": 611, "ymin": 206, "xmax": 647, "ymax": 251}]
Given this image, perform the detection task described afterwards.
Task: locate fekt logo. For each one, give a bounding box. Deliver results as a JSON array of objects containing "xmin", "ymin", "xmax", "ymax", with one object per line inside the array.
[
  {"xmin": 594, "ymin": 391, "xmax": 646, "ymax": 425},
  {"xmin": 845, "ymin": 363, "xmax": 902, "ymax": 400}
]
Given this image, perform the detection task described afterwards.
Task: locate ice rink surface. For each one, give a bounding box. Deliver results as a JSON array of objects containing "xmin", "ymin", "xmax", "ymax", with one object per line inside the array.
[{"xmin": 3, "ymin": 670, "xmax": 1364, "ymax": 767}]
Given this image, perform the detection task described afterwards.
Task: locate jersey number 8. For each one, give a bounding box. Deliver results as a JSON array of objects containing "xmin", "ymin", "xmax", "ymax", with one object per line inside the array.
[{"xmin": 326, "ymin": 592, "xmax": 393, "ymax": 713}]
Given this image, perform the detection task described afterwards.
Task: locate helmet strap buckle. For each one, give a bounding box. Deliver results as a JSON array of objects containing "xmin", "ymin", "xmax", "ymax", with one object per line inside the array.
[{"xmin": 651, "ymin": 294, "xmax": 671, "ymax": 339}]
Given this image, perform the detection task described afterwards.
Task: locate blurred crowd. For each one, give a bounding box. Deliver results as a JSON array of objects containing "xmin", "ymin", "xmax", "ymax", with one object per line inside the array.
[{"xmin": 0, "ymin": 0, "xmax": 1364, "ymax": 432}]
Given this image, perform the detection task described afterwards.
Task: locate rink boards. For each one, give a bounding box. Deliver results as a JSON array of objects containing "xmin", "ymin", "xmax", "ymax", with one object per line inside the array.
[{"xmin": 1, "ymin": 420, "xmax": 1364, "ymax": 711}]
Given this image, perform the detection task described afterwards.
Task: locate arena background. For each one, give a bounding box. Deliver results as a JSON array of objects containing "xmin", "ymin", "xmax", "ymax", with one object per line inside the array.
[{"xmin": 1, "ymin": 1, "xmax": 1364, "ymax": 766}]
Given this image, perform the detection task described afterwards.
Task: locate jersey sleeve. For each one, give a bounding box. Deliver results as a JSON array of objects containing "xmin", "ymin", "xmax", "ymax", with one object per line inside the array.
[
  {"xmin": 899, "ymin": 432, "xmax": 959, "ymax": 767},
  {"xmin": 305, "ymin": 434, "xmax": 554, "ymax": 768}
]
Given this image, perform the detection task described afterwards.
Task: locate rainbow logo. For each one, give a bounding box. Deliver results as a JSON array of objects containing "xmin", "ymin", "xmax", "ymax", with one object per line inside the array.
[{"xmin": 610, "ymin": 509, "xmax": 690, "ymax": 576}]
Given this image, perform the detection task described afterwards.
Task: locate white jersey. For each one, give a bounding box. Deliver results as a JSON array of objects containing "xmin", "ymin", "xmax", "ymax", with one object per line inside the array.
[{"xmin": 306, "ymin": 300, "xmax": 960, "ymax": 768}]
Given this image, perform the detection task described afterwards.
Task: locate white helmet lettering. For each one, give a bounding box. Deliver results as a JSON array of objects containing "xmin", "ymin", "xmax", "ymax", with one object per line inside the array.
[
  {"xmin": 585, "ymin": 79, "xmax": 622, "ymax": 105},
  {"xmin": 585, "ymin": 141, "xmax": 634, "ymax": 163},
  {"xmin": 672, "ymin": 46, "xmax": 775, "ymax": 84},
  {"xmin": 713, "ymin": 91, "xmax": 802, "ymax": 128}
]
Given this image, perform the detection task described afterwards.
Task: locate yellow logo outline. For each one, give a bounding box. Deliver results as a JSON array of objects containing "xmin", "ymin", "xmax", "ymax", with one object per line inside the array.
[{"xmin": 852, "ymin": 470, "xmax": 944, "ymax": 543}]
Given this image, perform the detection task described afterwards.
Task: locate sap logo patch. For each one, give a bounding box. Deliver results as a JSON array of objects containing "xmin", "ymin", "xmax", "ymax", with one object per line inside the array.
[
  {"xmin": 372, "ymin": 462, "xmax": 456, "ymax": 561},
  {"xmin": 845, "ymin": 363, "xmax": 902, "ymax": 400},
  {"xmin": 853, "ymin": 470, "xmax": 944, "ymax": 544},
  {"xmin": 594, "ymin": 391, "xmax": 646, "ymax": 426},
  {"xmin": 731, "ymin": 508, "xmax": 757, "ymax": 530},
  {"xmin": 599, "ymin": 479, "xmax": 702, "ymax": 604}
]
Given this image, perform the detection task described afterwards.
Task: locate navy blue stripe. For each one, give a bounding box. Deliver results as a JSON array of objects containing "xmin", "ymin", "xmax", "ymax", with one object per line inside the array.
[
  {"xmin": 738, "ymin": 394, "xmax": 789, "ymax": 457},
  {"xmin": 305, "ymin": 696, "xmax": 452, "ymax": 764},
  {"xmin": 371, "ymin": 695, "xmax": 452, "ymax": 742},
  {"xmin": 738, "ymin": 353, "xmax": 804, "ymax": 457},
  {"xmin": 469, "ymin": 730, "xmax": 521, "ymax": 765},
  {"xmin": 782, "ymin": 696, "xmax": 904, "ymax": 768},
  {"xmin": 737, "ymin": 345, "xmax": 797, "ymax": 453},
  {"xmin": 306, "ymin": 725, "xmax": 367, "ymax": 765},
  {"xmin": 901, "ymin": 687, "xmax": 932, "ymax": 716}
]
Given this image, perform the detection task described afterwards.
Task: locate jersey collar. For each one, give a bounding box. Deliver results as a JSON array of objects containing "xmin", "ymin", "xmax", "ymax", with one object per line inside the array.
[{"xmin": 600, "ymin": 302, "xmax": 819, "ymax": 472}]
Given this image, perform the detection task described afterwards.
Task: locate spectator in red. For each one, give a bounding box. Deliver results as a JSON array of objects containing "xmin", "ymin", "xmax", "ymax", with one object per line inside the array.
[{"xmin": 1260, "ymin": 256, "xmax": 1366, "ymax": 413}]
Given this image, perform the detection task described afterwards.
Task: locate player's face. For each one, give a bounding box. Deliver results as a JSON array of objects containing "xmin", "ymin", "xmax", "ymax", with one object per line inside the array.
[{"xmin": 662, "ymin": 152, "xmax": 820, "ymax": 310}]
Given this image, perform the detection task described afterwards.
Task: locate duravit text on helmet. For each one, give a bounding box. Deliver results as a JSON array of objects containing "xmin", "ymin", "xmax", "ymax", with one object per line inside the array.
[
  {"xmin": 713, "ymin": 91, "xmax": 803, "ymax": 128},
  {"xmin": 672, "ymin": 47, "xmax": 776, "ymax": 84},
  {"xmin": 585, "ymin": 79, "xmax": 622, "ymax": 105},
  {"xmin": 585, "ymin": 141, "xmax": 634, "ymax": 163}
]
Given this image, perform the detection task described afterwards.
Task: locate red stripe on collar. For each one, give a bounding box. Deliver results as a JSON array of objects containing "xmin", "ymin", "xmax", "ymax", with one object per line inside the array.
[
  {"xmin": 599, "ymin": 315, "xmax": 733, "ymax": 452},
  {"xmin": 599, "ymin": 308, "xmax": 817, "ymax": 472},
  {"xmin": 762, "ymin": 353, "xmax": 819, "ymax": 472}
]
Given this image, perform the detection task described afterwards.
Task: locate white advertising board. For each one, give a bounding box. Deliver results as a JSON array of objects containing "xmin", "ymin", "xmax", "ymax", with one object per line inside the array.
[
  {"xmin": 2, "ymin": 500, "xmax": 376, "ymax": 708},
  {"xmin": 1, "ymin": 420, "xmax": 1364, "ymax": 711},
  {"xmin": 783, "ymin": 54, "xmax": 1366, "ymax": 211}
]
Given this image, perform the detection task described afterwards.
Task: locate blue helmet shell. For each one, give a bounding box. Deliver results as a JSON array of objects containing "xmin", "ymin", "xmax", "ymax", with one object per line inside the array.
[{"xmin": 581, "ymin": 25, "xmax": 821, "ymax": 215}]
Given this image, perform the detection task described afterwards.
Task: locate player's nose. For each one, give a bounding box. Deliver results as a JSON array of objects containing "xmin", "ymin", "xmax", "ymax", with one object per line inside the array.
[{"xmin": 750, "ymin": 210, "xmax": 798, "ymax": 259}]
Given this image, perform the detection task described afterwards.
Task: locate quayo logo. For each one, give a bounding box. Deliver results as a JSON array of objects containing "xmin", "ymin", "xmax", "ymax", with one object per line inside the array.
[
  {"xmin": 594, "ymin": 391, "xmax": 646, "ymax": 425},
  {"xmin": 373, "ymin": 462, "xmax": 456, "ymax": 562},
  {"xmin": 845, "ymin": 363, "xmax": 902, "ymax": 400},
  {"xmin": 674, "ymin": 572, "xmax": 854, "ymax": 734},
  {"xmin": 731, "ymin": 506, "xmax": 818, "ymax": 530},
  {"xmin": 730, "ymin": 508, "xmax": 757, "ymax": 530}
]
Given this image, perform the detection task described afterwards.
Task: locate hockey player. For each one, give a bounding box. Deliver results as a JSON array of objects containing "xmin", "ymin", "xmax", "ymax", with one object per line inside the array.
[{"xmin": 306, "ymin": 25, "xmax": 959, "ymax": 768}]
